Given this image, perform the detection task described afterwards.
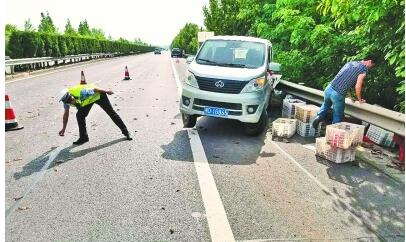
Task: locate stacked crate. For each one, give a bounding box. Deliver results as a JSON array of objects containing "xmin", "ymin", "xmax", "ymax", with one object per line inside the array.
[
  {"xmin": 316, "ymin": 137, "xmax": 355, "ymax": 163},
  {"xmin": 281, "ymin": 99, "xmax": 306, "ymax": 119},
  {"xmin": 316, "ymin": 122, "xmax": 365, "ymax": 163},
  {"xmin": 366, "ymin": 124, "xmax": 396, "ymax": 148},
  {"xmin": 272, "ymin": 118, "xmax": 297, "ymax": 138},
  {"xmin": 295, "ymin": 104, "xmax": 320, "ymax": 137}
]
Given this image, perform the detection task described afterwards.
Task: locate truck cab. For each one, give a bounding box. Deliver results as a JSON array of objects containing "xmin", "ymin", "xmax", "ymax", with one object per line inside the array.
[{"xmin": 179, "ymin": 36, "xmax": 281, "ymax": 135}]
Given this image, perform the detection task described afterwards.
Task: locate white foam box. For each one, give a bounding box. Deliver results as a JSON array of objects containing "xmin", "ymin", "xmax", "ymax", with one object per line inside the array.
[
  {"xmin": 281, "ymin": 99, "xmax": 306, "ymax": 119},
  {"xmin": 316, "ymin": 137, "xmax": 355, "ymax": 163},
  {"xmin": 325, "ymin": 122, "xmax": 365, "ymax": 149},
  {"xmin": 294, "ymin": 104, "xmax": 319, "ymax": 123},
  {"xmin": 366, "ymin": 124, "xmax": 396, "ymax": 148},
  {"xmin": 272, "ymin": 118, "xmax": 297, "ymax": 138}
]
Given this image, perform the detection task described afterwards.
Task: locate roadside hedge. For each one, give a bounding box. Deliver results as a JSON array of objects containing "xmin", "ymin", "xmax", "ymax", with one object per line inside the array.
[{"xmin": 6, "ymin": 31, "xmax": 155, "ymax": 58}]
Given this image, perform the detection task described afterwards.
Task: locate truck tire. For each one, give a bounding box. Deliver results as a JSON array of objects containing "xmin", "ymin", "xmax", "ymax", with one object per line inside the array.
[
  {"xmin": 182, "ymin": 113, "xmax": 197, "ymax": 128},
  {"xmin": 244, "ymin": 110, "xmax": 268, "ymax": 136}
]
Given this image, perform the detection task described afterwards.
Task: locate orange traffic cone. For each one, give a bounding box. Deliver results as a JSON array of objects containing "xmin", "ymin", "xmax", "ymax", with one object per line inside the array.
[
  {"xmin": 123, "ymin": 66, "xmax": 131, "ymax": 80},
  {"xmin": 5, "ymin": 95, "xmax": 23, "ymax": 131},
  {"xmin": 80, "ymin": 70, "xmax": 87, "ymax": 84}
]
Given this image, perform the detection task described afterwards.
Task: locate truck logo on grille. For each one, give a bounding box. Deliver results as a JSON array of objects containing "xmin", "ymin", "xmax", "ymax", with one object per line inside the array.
[{"xmin": 215, "ymin": 80, "xmax": 225, "ymax": 88}]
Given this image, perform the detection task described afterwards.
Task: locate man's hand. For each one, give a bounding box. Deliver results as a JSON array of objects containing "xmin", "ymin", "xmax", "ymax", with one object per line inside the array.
[
  {"xmin": 59, "ymin": 129, "xmax": 65, "ymax": 136},
  {"xmin": 358, "ymin": 99, "xmax": 366, "ymax": 104},
  {"xmin": 106, "ymin": 90, "xmax": 114, "ymax": 95}
]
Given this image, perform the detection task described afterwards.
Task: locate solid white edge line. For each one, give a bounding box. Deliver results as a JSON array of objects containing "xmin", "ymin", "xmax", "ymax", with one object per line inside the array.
[
  {"xmin": 170, "ymin": 58, "xmax": 235, "ymax": 242},
  {"xmin": 170, "ymin": 58, "xmax": 182, "ymax": 97},
  {"xmin": 188, "ymin": 129, "xmax": 235, "ymax": 242},
  {"xmin": 5, "ymin": 146, "xmax": 64, "ymax": 221}
]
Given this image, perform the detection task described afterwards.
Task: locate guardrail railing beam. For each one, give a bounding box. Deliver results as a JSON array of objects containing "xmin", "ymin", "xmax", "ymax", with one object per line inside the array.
[{"xmin": 278, "ymin": 80, "xmax": 405, "ymax": 136}]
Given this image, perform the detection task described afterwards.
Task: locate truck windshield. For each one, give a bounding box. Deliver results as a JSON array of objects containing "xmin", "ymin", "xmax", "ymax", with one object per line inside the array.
[{"xmin": 196, "ymin": 40, "xmax": 266, "ymax": 68}]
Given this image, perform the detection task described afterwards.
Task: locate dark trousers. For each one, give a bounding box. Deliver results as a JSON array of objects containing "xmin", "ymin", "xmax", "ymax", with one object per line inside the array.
[{"xmin": 76, "ymin": 93, "xmax": 128, "ymax": 139}]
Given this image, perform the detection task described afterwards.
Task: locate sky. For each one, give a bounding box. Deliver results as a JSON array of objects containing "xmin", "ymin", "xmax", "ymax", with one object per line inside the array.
[{"xmin": 5, "ymin": 0, "xmax": 209, "ymax": 46}]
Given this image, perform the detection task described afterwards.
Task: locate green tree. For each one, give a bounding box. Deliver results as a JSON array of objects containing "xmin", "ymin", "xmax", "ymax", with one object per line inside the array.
[
  {"xmin": 78, "ymin": 20, "xmax": 91, "ymax": 36},
  {"xmin": 90, "ymin": 28, "xmax": 106, "ymax": 40},
  {"xmin": 203, "ymin": 0, "xmax": 253, "ymax": 35},
  {"xmin": 38, "ymin": 11, "xmax": 58, "ymax": 33},
  {"xmin": 201, "ymin": 0, "xmax": 405, "ymax": 111},
  {"xmin": 5, "ymin": 24, "xmax": 19, "ymax": 56},
  {"xmin": 171, "ymin": 23, "xmax": 199, "ymax": 54},
  {"xmin": 64, "ymin": 19, "xmax": 78, "ymax": 36},
  {"xmin": 24, "ymin": 19, "xmax": 35, "ymax": 32}
]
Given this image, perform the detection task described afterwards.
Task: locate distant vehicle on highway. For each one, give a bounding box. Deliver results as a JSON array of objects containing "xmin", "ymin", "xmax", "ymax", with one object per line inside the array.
[
  {"xmin": 171, "ymin": 48, "xmax": 182, "ymax": 58},
  {"xmin": 154, "ymin": 48, "xmax": 161, "ymax": 54},
  {"xmin": 179, "ymin": 36, "xmax": 282, "ymax": 136}
]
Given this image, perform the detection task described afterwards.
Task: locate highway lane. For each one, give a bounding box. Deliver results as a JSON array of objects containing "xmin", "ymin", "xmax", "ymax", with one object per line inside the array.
[{"xmin": 5, "ymin": 52, "xmax": 405, "ymax": 241}]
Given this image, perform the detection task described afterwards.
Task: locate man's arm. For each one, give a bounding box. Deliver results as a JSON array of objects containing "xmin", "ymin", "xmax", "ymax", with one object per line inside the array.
[
  {"xmin": 355, "ymin": 73, "xmax": 366, "ymax": 103},
  {"xmin": 94, "ymin": 87, "xmax": 113, "ymax": 95},
  {"xmin": 59, "ymin": 109, "xmax": 69, "ymax": 136}
]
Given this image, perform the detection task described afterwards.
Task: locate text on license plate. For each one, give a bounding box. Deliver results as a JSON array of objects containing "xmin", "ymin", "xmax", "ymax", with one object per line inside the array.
[{"xmin": 204, "ymin": 107, "xmax": 229, "ymax": 117}]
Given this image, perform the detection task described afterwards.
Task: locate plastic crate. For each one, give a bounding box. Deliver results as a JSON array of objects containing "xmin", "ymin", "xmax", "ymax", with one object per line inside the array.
[
  {"xmin": 325, "ymin": 122, "xmax": 365, "ymax": 149},
  {"xmin": 294, "ymin": 104, "xmax": 319, "ymax": 123},
  {"xmin": 366, "ymin": 125, "xmax": 396, "ymax": 148},
  {"xmin": 272, "ymin": 118, "xmax": 297, "ymax": 138},
  {"xmin": 296, "ymin": 120, "xmax": 316, "ymax": 137},
  {"xmin": 281, "ymin": 99, "xmax": 306, "ymax": 118},
  {"xmin": 316, "ymin": 137, "xmax": 355, "ymax": 163}
]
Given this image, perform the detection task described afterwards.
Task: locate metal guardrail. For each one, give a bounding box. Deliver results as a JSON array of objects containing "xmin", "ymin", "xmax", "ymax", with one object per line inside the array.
[
  {"xmin": 278, "ymin": 80, "xmax": 405, "ymax": 136},
  {"xmin": 5, "ymin": 53, "xmax": 114, "ymax": 66}
]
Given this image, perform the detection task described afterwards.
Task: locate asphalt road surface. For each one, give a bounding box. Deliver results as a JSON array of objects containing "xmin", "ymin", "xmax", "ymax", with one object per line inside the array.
[{"xmin": 5, "ymin": 52, "xmax": 405, "ymax": 242}]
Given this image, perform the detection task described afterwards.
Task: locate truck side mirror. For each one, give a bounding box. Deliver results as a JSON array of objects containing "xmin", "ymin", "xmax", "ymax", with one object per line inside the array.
[
  {"xmin": 268, "ymin": 62, "xmax": 281, "ymax": 73},
  {"xmin": 268, "ymin": 62, "xmax": 282, "ymax": 89},
  {"xmin": 186, "ymin": 56, "xmax": 195, "ymax": 64}
]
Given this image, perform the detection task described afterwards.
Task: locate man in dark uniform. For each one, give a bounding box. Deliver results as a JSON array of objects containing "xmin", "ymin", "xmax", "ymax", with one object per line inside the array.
[{"xmin": 58, "ymin": 83, "xmax": 132, "ymax": 145}]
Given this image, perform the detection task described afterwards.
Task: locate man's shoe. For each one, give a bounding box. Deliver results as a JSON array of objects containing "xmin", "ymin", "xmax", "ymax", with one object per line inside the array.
[
  {"xmin": 73, "ymin": 137, "xmax": 89, "ymax": 145},
  {"xmin": 123, "ymin": 132, "xmax": 133, "ymax": 141},
  {"xmin": 312, "ymin": 116, "xmax": 322, "ymax": 129}
]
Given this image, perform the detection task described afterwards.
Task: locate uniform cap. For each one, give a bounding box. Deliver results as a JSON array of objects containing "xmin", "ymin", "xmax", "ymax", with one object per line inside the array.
[{"xmin": 58, "ymin": 88, "xmax": 70, "ymax": 103}]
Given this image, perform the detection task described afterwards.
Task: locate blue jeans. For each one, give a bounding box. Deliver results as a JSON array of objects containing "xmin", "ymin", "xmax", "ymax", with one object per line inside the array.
[{"xmin": 317, "ymin": 85, "xmax": 345, "ymax": 124}]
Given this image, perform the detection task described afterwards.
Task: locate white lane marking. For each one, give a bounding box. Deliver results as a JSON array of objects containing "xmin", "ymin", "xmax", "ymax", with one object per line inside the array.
[
  {"xmin": 271, "ymin": 141, "xmax": 382, "ymax": 239},
  {"xmin": 170, "ymin": 58, "xmax": 182, "ymax": 97},
  {"xmin": 5, "ymin": 145, "xmax": 65, "ymax": 221},
  {"xmin": 188, "ymin": 129, "xmax": 235, "ymax": 242},
  {"xmin": 170, "ymin": 58, "xmax": 235, "ymax": 242},
  {"xmin": 302, "ymin": 144, "xmax": 316, "ymax": 152},
  {"xmin": 238, "ymin": 235, "xmax": 381, "ymax": 241}
]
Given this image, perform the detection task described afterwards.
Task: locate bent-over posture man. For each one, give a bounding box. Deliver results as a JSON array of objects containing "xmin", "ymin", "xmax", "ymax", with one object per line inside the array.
[
  {"xmin": 312, "ymin": 55, "xmax": 377, "ymax": 128},
  {"xmin": 59, "ymin": 83, "xmax": 132, "ymax": 145}
]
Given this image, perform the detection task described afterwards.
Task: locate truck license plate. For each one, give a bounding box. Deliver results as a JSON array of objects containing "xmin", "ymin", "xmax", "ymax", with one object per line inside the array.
[{"xmin": 204, "ymin": 107, "xmax": 229, "ymax": 117}]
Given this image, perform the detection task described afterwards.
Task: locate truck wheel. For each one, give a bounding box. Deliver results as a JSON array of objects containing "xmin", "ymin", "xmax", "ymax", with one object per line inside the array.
[
  {"xmin": 182, "ymin": 113, "xmax": 197, "ymax": 128},
  {"xmin": 244, "ymin": 110, "xmax": 268, "ymax": 136}
]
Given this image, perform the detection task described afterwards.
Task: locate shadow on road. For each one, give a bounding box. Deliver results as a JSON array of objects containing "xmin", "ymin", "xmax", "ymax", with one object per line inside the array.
[
  {"xmin": 163, "ymin": 116, "xmax": 269, "ymax": 165},
  {"xmin": 160, "ymin": 130, "xmax": 193, "ymax": 162},
  {"xmin": 196, "ymin": 117, "xmax": 267, "ymax": 165},
  {"xmin": 315, "ymin": 156, "xmax": 405, "ymax": 241},
  {"xmin": 14, "ymin": 138, "xmax": 126, "ymax": 180}
]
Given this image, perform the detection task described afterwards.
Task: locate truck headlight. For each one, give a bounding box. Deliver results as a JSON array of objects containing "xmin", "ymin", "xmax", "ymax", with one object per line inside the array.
[
  {"xmin": 241, "ymin": 76, "xmax": 266, "ymax": 93},
  {"xmin": 185, "ymin": 71, "xmax": 199, "ymax": 88}
]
